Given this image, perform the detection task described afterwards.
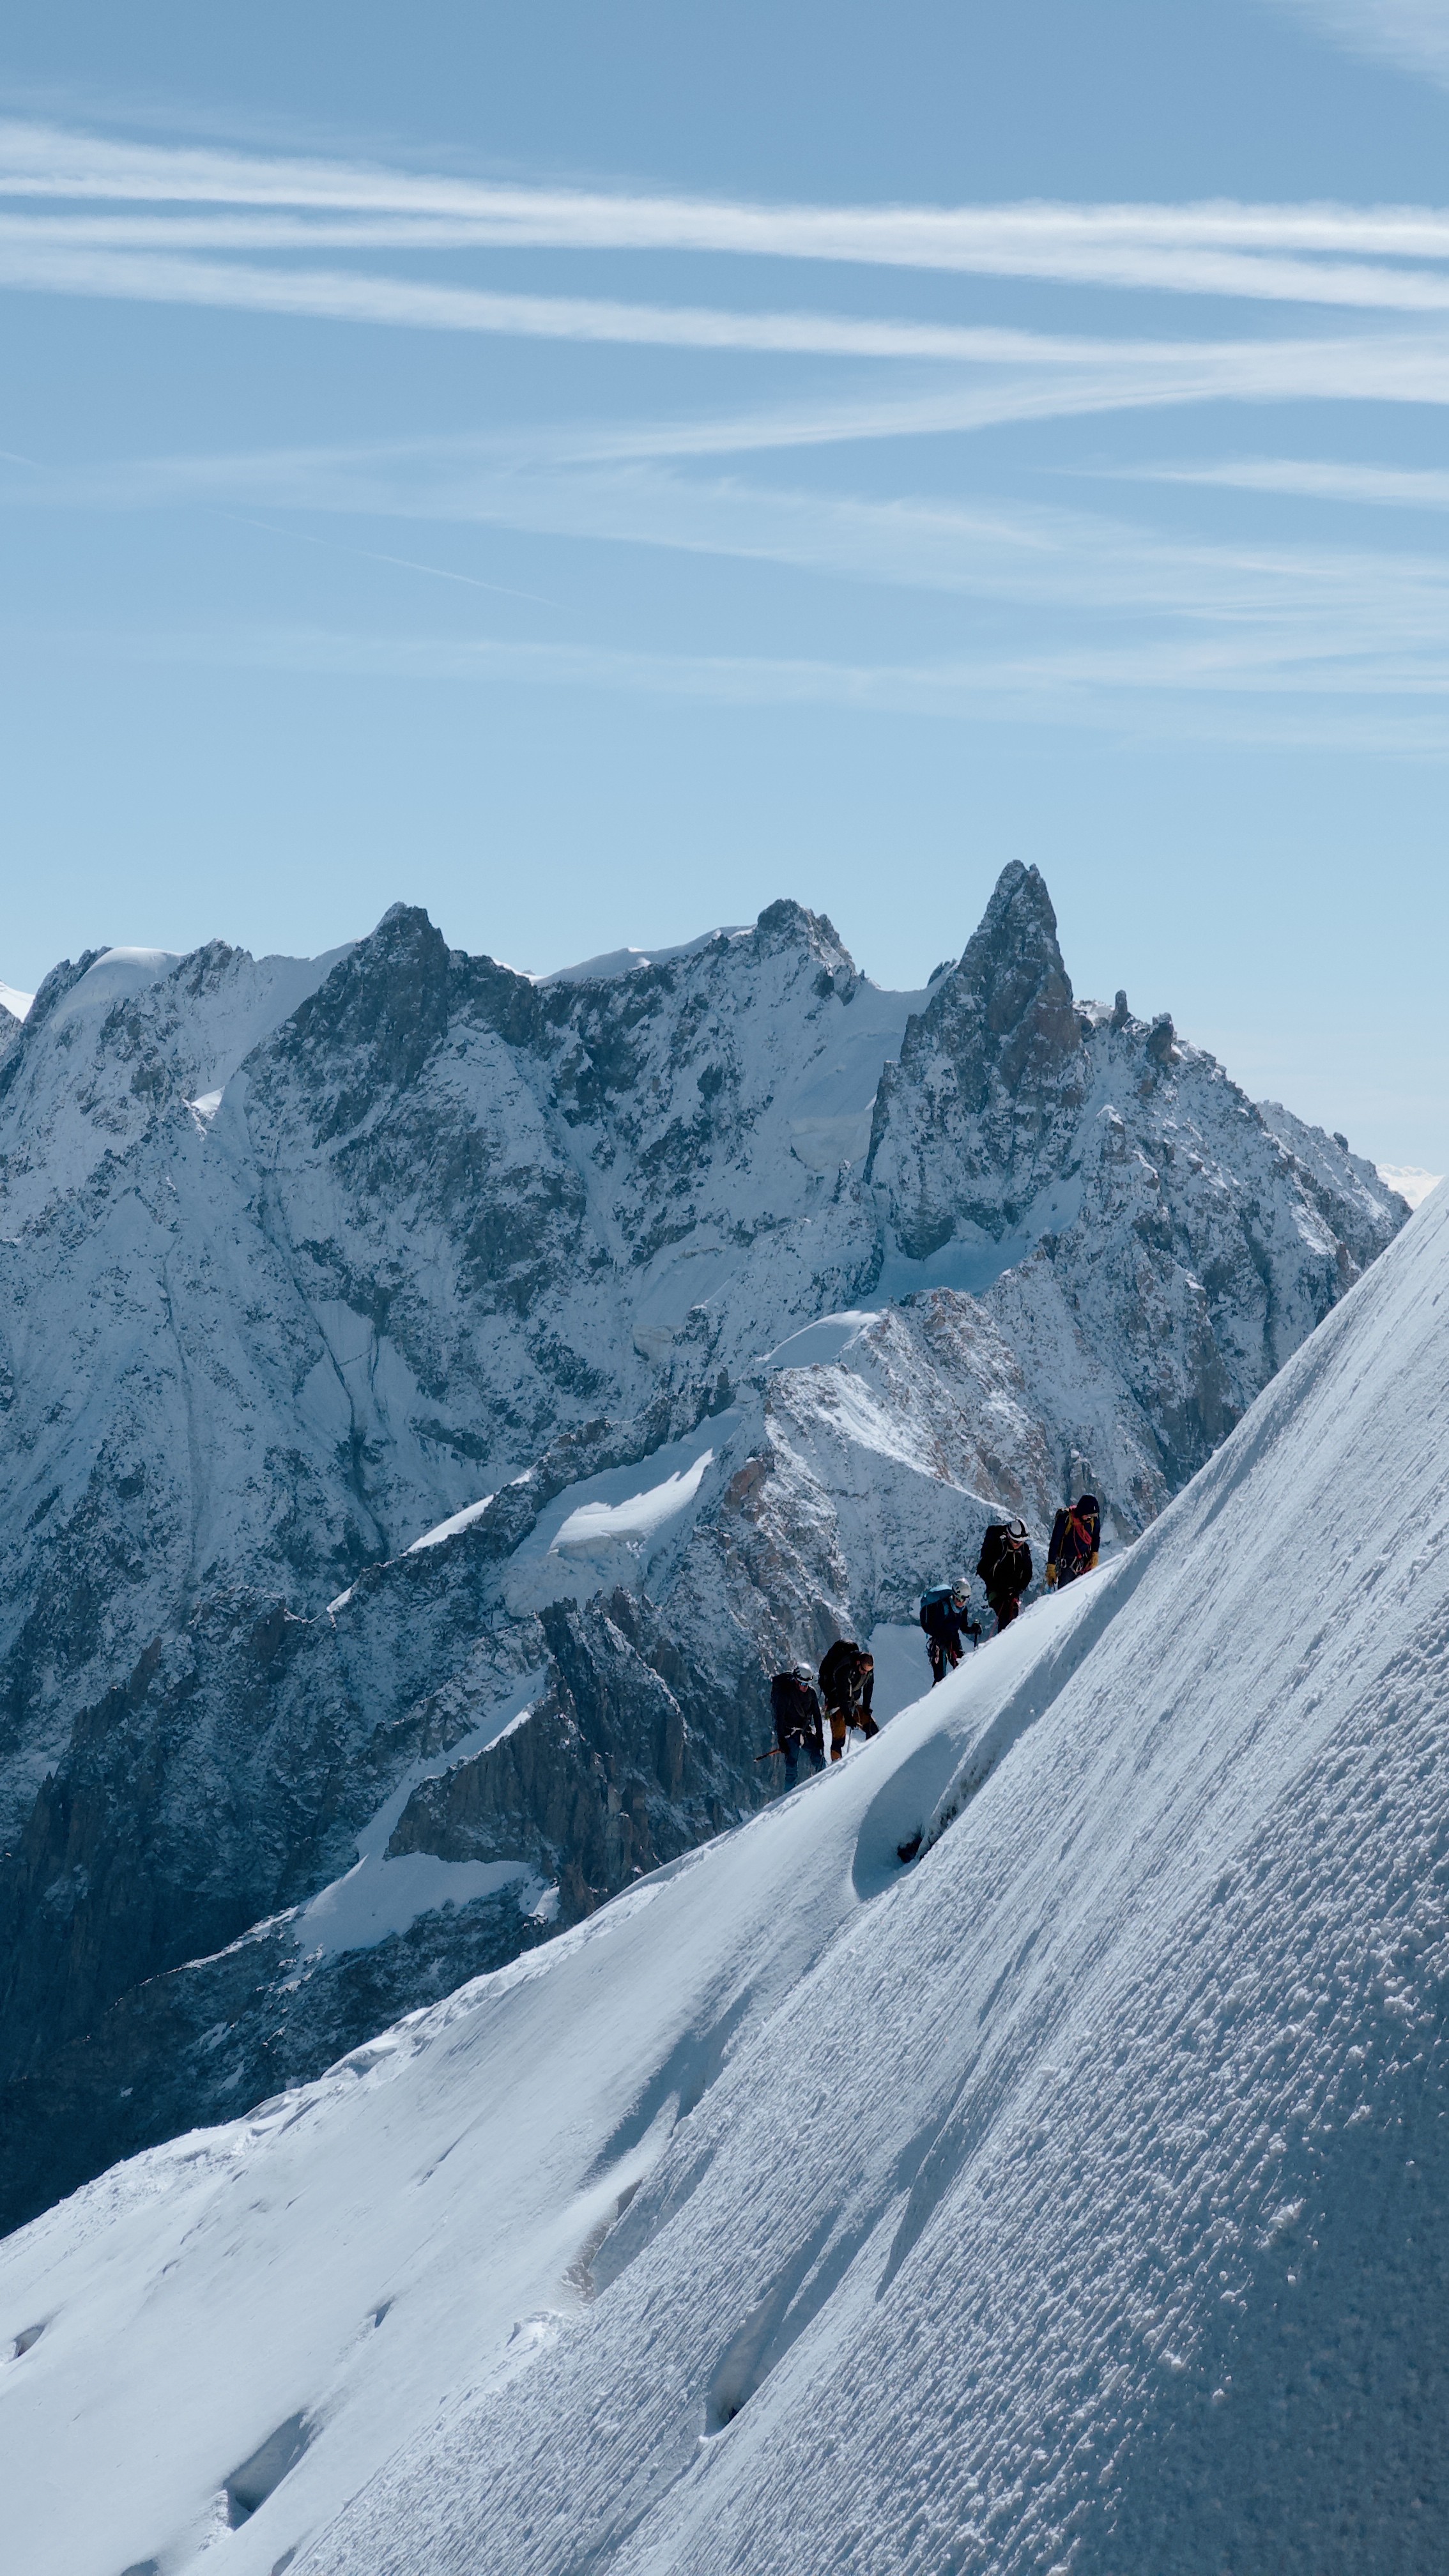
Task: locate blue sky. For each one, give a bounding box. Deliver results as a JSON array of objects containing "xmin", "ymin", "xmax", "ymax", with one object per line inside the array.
[{"xmin": 2, "ymin": 0, "xmax": 1448, "ymax": 1163}]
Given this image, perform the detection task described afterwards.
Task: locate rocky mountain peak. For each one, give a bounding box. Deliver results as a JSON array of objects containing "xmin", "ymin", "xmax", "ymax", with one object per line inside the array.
[
  {"xmin": 751, "ymin": 896, "xmax": 855, "ymax": 985},
  {"xmin": 923, "ymin": 861, "xmax": 1078, "ymax": 1076},
  {"xmin": 279, "ymin": 904, "xmax": 454, "ymax": 1106},
  {"xmin": 866, "ymin": 863, "xmax": 1088, "ymax": 1252}
]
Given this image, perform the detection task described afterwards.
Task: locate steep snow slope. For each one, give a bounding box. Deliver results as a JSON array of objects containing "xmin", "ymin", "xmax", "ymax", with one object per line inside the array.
[
  {"xmin": 0, "ymin": 936, "xmax": 356, "ymax": 1828},
  {"xmin": 4, "ymin": 1183, "xmax": 1446, "ymax": 2576},
  {"xmin": 0, "ymin": 939, "xmax": 354, "ymax": 1222}
]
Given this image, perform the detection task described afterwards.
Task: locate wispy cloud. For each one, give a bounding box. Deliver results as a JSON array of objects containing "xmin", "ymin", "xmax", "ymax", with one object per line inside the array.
[
  {"xmin": 220, "ymin": 511, "xmax": 560, "ymax": 606},
  {"xmin": 24, "ymin": 617, "xmax": 1448, "ymax": 755},
  {"xmin": 8, "ymin": 120, "xmax": 1449, "ymax": 315},
  {"xmin": 0, "ymin": 236, "xmax": 1057, "ymax": 357},
  {"xmin": 33, "ymin": 226, "xmax": 1449, "ymax": 321},
  {"xmin": 11, "ymin": 210, "xmax": 1449, "ymax": 316},
  {"xmin": 8, "ymin": 112, "xmax": 1449, "ymax": 763},
  {"xmin": 16, "ymin": 431, "xmax": 1449, "ymax": 691},
  {"xmin": 1133, "ymin": 456, "xmax": 1449, "ymax": 508},
  {"xmin": 1273, "ymin": 0, "xmax": 1449, "ymax": 89},
  {"xmin": 551, "ymin": 333, "xmax": 1449, "ymax": 450},
  {"xmin": 11, "ymin": 320, "xmax": 1449, "ymax": 496},
  {"xmin": 6, "ymin": 119, "xmax": 1449, "ymax": 259},
  {"xmin": 15, "ymin": 205, "xmax": 1449, "ymax": 305}
]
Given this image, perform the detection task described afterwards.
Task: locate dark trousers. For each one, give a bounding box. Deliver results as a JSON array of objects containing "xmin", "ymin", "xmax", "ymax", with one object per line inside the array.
[
  {"xmin": 781, "ymin": 1731, "xmax": 825, "ymax": 1781},
  {"xmin": 988, "ymin": 1588, "xmax": 1022, "ymax": 1634},
  {"xmin": 926, "ymin": 1635, "xmax": 963, "ymax": 1685}
]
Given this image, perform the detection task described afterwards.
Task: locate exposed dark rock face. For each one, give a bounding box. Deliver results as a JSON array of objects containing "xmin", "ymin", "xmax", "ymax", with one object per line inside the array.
[
  {"xmin": 0, "ymin": 1554, "xmax": 753, "ymax": 2234},
  {"xmin": 868, "ymin": 864, "xmax": 1400, "ymax": 1493},
  {"xmin": 869, "ymin": 862, "xmax": 1089, "ymax": 1255},
  {"xmin": 0, "ymin": 871, "xmax": 1406, "ymax": 2235}
]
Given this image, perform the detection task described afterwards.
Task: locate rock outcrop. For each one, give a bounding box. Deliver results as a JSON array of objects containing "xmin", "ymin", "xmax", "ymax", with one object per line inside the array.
[{"xmin": 869, "ymin": 862, "xmax": 1396, "ymax": 1491}]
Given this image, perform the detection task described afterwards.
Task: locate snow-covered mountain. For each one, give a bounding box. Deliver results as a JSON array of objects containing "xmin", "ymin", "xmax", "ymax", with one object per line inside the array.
[
  {"xmin": 3, "ymin": 1128, "xmax": 1445, "ymax": 2576},
  {"xmin": 0, "ymin": 868, "xmax": 1404, "ymax": 2232}
]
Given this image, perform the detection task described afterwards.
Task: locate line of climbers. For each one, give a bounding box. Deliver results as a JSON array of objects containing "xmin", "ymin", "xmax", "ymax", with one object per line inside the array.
[
  {"xmin": 762, "ymin": 1494, "xmax": 1101, "ymax": 1782},
  {"xmin": 764, "ymin": 1639, "xmax": 877, "ymax": 1783}
]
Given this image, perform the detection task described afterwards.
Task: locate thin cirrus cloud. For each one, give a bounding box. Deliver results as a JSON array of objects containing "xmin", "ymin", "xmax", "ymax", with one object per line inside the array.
[
  {"xmin": 0, "ymin": 238, "xmax": 1037, "ymax": 358},
  {"xmin": 31, "ymin": 440, "xmax": 1449, "ymax": 630},
  {"xmin": 12, "ymin": 224, "xmax": 1449, "ymax": 322},
  {"xmin": 17, "ymin": 227, "xmax": 1449, "ymax": 353},
  {"xmin": 8, "ymin": 114, "xmax": 1449, "ymax": 759},
  {"xmin": 1272, "ymin": 0, "xmax": 1449, "ymax": 87},
  {"xmin": 59, "ymin": 619, "xmax": 1449, "ymax": 760},
  {"xmin": 1135, "ymin": 456, "xmax": 1449, "ymax": 508},
  {"xmin": 14, "ymin": 369, "xmax": 1449, "ymax": 731},
  {"xmin": 13, "ymin": 211, "xmax": 1449, "ymax": 318},
  {"xmin": 10, "ymin": 119, "xmax": 1449, "ymax": 321},
  {"xmin": 10, "ymin": 323, "xmax": 1449, "ymax": 484},
  {"xmin": 8, "ymin": 117, "xmax": 1449, "ymax": 261}
]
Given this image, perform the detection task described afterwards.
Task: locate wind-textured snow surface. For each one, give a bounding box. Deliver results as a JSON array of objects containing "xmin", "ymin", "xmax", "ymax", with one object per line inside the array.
[{"xmin": 4, "ymin": 1182, "xmax": 1446, "ymax": 2576}]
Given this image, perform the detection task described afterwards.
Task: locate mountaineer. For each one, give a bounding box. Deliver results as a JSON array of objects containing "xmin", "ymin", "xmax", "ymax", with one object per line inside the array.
[
  {"xmin": 918, "ymin": 1580, "xmax": 981, "ymax": 1683},
  {"xmin": 976, "ymin": 1519, "xmax": 1033, "ymax": 1634},
  {"xmin": 1046, "ymin": 1495, "xmax": 1101, "ymax": 1590},
  {"xmin": 818, "ymin": 1639, "xmax": 877, "ymax": 1761},
  {"xmin": 766, "ymin": 1666, "xmax": 826, "ymax": 1782}
]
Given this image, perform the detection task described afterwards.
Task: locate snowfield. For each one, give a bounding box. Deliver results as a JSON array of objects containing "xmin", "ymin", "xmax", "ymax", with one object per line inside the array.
[{"xmin": 3, "ymin": 1144, "xmax": 1447, "ymax": 2572}]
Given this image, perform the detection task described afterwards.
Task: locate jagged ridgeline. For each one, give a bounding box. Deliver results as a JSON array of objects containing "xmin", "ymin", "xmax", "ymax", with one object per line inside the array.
[{"xmin": 0, "ymin": 867, "xmax": 1403, "ymax": 2230}]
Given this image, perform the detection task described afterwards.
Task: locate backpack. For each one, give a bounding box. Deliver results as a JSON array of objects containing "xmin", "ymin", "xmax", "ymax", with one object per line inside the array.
[
  {"xmin": 1055, "ymin": 1496, "xmax": 1100, "ymax": 1582},
  {"xmin": 818, "ymin": 1639, "xmax": 864, "ymax": 1709},
  {"xmin": 977, "ymin": 1520, "xmax": 1032, "ymax": 1597},
  {"xmin": 919, "ymin": 1584, "xmax": 956, "ymax": 1635}
]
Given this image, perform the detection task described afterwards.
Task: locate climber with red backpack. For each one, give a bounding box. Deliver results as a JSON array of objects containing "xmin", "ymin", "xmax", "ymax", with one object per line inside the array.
[
  {"xmin": 976, "ymin": 1520, "xmax": 1033, "ymax": 1633},
  {"xmin": 1046, "ymin": 1495, "xmax": 1101, "ymax": 1590}
]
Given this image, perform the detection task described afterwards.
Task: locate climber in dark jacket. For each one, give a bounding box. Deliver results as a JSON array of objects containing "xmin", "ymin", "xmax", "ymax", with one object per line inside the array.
[
  {"xmin": 976, "ymin": 1521, "xmax": 1033, "ymax": 1634},
  {"xmin": 769, "ymin": 1667, "xmax": 825, "ymax": 1781},
  {"xmin": 818, "ymin": 1639, "xmax": 877, "ymax": 1761},
  {"xmin": 1046, "ymin": 1496, "xmax": 1101, "ymax": 1590},
  {"xmin": 919, "ymin": 1581, "xmax": 981, "ymax": 1684}
]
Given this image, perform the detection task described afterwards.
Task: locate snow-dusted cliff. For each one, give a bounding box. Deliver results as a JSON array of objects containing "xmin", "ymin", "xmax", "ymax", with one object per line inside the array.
[
  {"xmin": 3, "ymin": 1107, "xmax": 1445, "ymax": 2576},
  {"xmin": 0, "ymin": 868, "xmax": 1405, "ymax": 2230}
]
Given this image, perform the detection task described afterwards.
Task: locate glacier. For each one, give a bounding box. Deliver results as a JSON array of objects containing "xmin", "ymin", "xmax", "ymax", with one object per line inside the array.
[{"xmin": 1, "ymin": 1122, "xmax": 1445, "ymax": 2575}]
